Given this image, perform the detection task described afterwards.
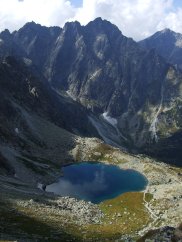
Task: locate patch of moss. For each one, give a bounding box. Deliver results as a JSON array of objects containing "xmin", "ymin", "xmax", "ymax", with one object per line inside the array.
[
  {"xmin": 77, "ymin": 192, "xmax": 152, "ymax": 241},
  {"xmin": 145, "ymin": 193, "xmax": 153, "ymax": 203}
]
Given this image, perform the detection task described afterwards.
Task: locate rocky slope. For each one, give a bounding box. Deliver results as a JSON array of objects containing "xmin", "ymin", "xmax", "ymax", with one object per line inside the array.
[
  {"xmin": 139, "ymin": 224, "xmax": 182, "ymax": 242},
  {"xmin": 138, "ymin": 28, "xmax": 182, "ymax": 164},
  {"xmin": 139, "ymin": 28, "xmax": 182, "ymax": 70},
  {"xmin": 1, "ymin": 19, "xmax": 181, "ymax": 164},
  {"xmin": 0, "ymin": 56, "xmax": 99, "ymax": 183}
]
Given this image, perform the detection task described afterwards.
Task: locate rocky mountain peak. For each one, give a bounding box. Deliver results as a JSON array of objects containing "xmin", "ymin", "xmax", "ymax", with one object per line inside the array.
[
  {"xmin": 0, "ymin": 19, "xmax": 182, "ymax": 164},
  {"xmin": 0, "ymin": 29, "xmax": 11, "ymax": 39},
  {"xmin": 23, "ymin": 21, "xmax": 38, "ymax": 28},
  {"xmin": 85, "ymin": 17, "xmax": 122, "ymax": 37},
  {"xmin": 14, "ymin": 21, "xmax": 62, "ymax": 42},
  {"xmin": 139, "ymin": 28, "xmax": 182, "ymax": 70},
  {"xmin": 63, "ymin": 20, "xmax": 81, "ymax": 29},
  {"xmin": 16, "ymin": 21, "xmax": 43, "ymax": 36},
  {"xmin": 62, "ymin": 21, "xmax": 82, "ymax": 38},
  {"xmin": 161, "ymin": 28, "xmax": 173, "ymax": 34}
]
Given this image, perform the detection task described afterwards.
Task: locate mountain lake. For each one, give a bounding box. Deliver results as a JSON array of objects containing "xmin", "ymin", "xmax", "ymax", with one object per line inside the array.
[{"xmin": 46, "ymin": 162, "xmax": 148, "ymax": 203}]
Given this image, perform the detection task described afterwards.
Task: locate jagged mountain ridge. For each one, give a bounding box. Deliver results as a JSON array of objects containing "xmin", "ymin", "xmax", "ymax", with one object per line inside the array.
[
  {"xmin": 0, "ymin": 18, "xmax": 182, "ymax": 165},
  {"xmin": 139, "ymin": 28, "xmax": 182, "ymax": 70}
]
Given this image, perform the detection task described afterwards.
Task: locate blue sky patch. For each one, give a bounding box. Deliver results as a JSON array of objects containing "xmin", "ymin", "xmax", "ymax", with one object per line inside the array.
[{"xmin": 70, "ymin": 0, "xmax": 82, "ymax": 7}]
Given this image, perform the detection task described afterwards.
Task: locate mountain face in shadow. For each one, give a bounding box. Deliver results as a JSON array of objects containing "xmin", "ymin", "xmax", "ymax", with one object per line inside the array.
[
  {"xmin": 139, "ymin": 28, "xmax": 182, "ymax": 70},
  {"xmin": 0, "ymin": 18, "xmax": 182, "ymax": 165}
]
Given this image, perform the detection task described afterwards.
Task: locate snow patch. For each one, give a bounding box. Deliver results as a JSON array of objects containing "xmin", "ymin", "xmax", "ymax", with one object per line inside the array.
[
  {"xmin": 37, "ymin": 183, "xmax": 46, "ymax": 191},
  {"xmin": 15, "ymin": 128, "xmax": 19, "ymax": 134},
  {"xmin": 37, "ymin": 183, "xmax": 43, "ymax": 190},
  {"xmin": 102, "ymin": 112, "xmax": 127, "ymax": 141},
  {"xmin": 102, "ymin": 112, "xmax": 117, "ymax": 126}
]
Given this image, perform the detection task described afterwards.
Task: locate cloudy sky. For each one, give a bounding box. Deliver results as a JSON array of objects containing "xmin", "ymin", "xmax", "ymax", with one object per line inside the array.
[{"xmin": 0, "ymin": 0, "xmax": 182, "ymax": 40}]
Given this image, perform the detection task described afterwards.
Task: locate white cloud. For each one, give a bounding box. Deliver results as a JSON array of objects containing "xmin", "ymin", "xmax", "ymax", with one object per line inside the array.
[
  {"xmin": 0, "ymin": 0, "xmax": 76, "ymax": 31},
  {"xmin": 158, "ymin": 7, "xmax": 182, "ymax": 32},
  {"xmin": 73, "ymin": 0, "xmax": 180, "ymax": 40},
  {"xmin": 0, "ymin": 0, "xmax": 182, "ymax": 40}
]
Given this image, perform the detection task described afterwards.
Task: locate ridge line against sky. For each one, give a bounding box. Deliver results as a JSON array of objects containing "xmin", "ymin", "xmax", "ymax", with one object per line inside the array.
[{"xmin": 0, "ymin": 0, "xmax": 182, "ymax": 40}]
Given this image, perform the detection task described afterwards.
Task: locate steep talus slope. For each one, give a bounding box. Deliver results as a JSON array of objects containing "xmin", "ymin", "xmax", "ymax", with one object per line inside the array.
[
  {"xmin": 0, "ymin": 57, "xmax": 99, "ymax": 182},
  {"xmin": 0, "ymin": 56, "xmax": 97, "ymax": 137}
]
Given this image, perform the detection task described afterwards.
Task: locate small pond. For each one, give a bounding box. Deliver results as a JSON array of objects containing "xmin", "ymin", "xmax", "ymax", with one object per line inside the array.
[{"xmin": 46, "ymin": 162, "xmax": 148, "ymax": 203}]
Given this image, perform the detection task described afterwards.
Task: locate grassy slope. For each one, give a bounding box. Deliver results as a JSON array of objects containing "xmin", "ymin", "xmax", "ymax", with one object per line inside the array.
[{"xmin": 80, "ymin": 192, "xmax": 152, "ymax": 241}]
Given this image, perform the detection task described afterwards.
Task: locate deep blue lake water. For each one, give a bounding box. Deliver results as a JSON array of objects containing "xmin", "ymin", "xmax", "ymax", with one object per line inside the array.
[{"xmin": 46, "ymin": 162, "xmax": 148, "ymax": 203}]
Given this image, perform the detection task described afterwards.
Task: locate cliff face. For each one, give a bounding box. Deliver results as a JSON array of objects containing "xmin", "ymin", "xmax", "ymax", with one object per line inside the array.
[
  {"xmin": 0, "ymin": 18, "xmax": 182, "ymax": 165},
  {"xmin": 139, "ymin": 28, "xmax": 182, "ymax": 70},
  {"xmin": 138, "ymin": 29, "xmax": 182, "ymax": 163},
  {"xmin": 0, "ymin": 56, "xmax": 97, "ymax": 137}
]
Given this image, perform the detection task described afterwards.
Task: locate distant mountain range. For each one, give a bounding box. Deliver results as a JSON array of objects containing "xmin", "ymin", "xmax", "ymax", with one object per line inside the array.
[{"xmin": 0, "ymin": 18, "xmax": 182, "ymax": 166}]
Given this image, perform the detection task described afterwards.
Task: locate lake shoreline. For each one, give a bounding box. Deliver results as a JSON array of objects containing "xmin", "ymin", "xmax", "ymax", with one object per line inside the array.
[{"xmin": 46, "ymin": 161, "xmax": 148, "ymax": 203}]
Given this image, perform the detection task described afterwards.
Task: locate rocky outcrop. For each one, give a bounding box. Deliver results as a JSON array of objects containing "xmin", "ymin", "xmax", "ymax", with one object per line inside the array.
[{"xmin": 139, "ymin": 224, "xmax": 182, "ymax": 242}]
